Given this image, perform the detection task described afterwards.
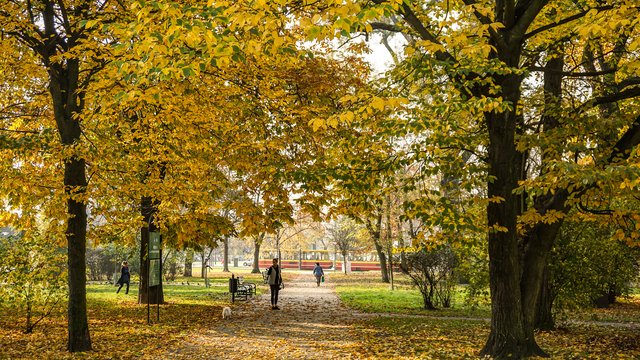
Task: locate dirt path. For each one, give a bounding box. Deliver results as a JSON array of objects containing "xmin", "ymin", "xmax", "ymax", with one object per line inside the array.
[{"xmin": 166, "ymin": 274, "xmax": 363, "ymax": 359}]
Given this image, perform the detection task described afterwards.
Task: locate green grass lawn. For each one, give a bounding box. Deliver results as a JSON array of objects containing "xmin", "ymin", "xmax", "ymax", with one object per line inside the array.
[
  {"xmin": 332, "ymin": 271, "xmax": 491, "ymax": 318},
  {"xmin": 331, "ymin": 271, "xmax": 640, "ymax": 328}
]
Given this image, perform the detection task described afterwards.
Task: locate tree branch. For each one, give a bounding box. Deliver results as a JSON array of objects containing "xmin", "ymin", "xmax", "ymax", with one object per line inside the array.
[
  {"xmin": 398, "ymin": 2, "xmax": 457, "ymax": 64},
  {"xmin": 528, "ymin": 66, "xmax": 617, "ymax": 77},
  {"xmin": 617, "ymin": 77, "xmax": 640, "ymax": 91},
  {"xmin": 592, "ymin": 87, "xmax": 640, "ymax": 107},
  {"xmin": 524, "ymin": 5, "xmax": 615, "ymax": 40},
  {"xmin": 577, "ymin": 202, "xmax": 614, "ymax": 215},
  {"xmin": 380, "ymin": 32, "xmax": 399, "ymax": 65},
  {"xmin": 511, "ymin": 0, "xmax": 548, "ymax": 41},
  {"xmin": 460, "ymin": 0, "xmax": 507, "ymax": 50},
  {"xmin": 607, "ymin": 114, "xmax": 640, "ymax": 163},
  {"xmin": 56, "ymin": 0, "xmax": 72, "ymax": 34},
  {"xmin": 370, "ymin": 22, "xmax": 402, "ymax": 32},
  {"xmin": 25, "ymin": 0, "xmax": 45, "ymax": 38},
  {"xmin": 460, "ymin": 0, "xmax": 494, "ymax": 25},
  {"xmin": 0, "ymin": 128, "xmax": 41, "ymax": 134}
]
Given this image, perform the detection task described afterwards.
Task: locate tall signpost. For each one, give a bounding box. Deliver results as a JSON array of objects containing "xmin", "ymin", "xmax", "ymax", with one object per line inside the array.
[{"xmin": 148, "ymin": 231, "xmax": 161, "ymax": 324}]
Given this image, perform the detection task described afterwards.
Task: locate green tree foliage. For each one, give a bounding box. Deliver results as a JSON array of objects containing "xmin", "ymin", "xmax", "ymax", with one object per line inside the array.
[
  {"xmin": 162, "ymin": 250, "xmax": 184, "ymax": 282},
  {"xmin": 0, "ymin": 230, "xmax": 66, "ymax": 334},
  {"xmin": 86, "ymin": 243, "xmax": 138, "ymax": 282},
  {"xmin": 456, "ymin": 235, "xmax": 491, "ymax": 308},
  {"xmin": 327, "ymin": 216, "xmax": 362, "ymax": 274},
  {"xmin": 550, "ymin": 220, "xmax": 640, "ymax": 312}
]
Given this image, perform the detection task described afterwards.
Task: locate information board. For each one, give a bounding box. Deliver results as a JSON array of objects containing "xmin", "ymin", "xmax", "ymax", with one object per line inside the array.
[
  {"xmin": 149, "ymin": 232, "xmax": 161, "ymax": 259},
  {"xmin": 149, "ymin": 259, "xmax": 161, "ymax": 287}
]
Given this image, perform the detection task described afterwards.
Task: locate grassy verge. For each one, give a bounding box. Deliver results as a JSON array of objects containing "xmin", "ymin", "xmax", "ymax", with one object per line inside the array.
[
  {"xmin": 331, "ymin": 271, "xmax": 491, "ymax": 318},
  {"xmin": 332, "ymin": 272, "xmax": 640, "ymax": 324}
]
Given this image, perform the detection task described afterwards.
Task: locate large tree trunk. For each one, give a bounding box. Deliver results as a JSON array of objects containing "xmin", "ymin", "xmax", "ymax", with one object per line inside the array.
[
  {"xmin": 480, "ymin": 39, "xmax": 546, "ymax": 355},
  {"xmin": 65, "ymin": 157, "xmax": 91, "ymax": 351},
  {"xmin": 48, "ymin": 52, "xmax": 91, "ymax": 351},
  {"xmin": 252, "ymin": 233, "xmax": 264, "ymax": 274},
  {"xmin": 18, "ymin": 0, "xmax": 96, "ymax": 351},
  {"xmin": 367, "ymin": 214, "xmax": 389, "ymax": 282},
  {"xmin": 183, "ymin": 249, "xmax": 193, "ymax": 277},
  {"xmin": 481, "ymin": 110, "xmax": 536, "ymax": 358},
  {"xmin": 522, "ymin": 51, "xmax": 566, "ymax": 336},
  {"xmin": 535, "ymin": 267, "xmax": 555, "ymax": 330},
  {"xmin": 223, "ymin": 237, "xmax": 230, "ymax": 272},
  {"xmin": 138, "ymin": 196, "xmax": 164, "ymax": 304},
  {"xmin": 342, "ymin": 252, "xmax": 348, "ymax": 274},
  {"xmin": 374, "ymin": 238, "xmax": 388, "ymax": 281},
  {"xmin": 252, "ymin": 243, "xmax": 261, "ymax": 273},
  {"xmin": 201, "ymin": 248, "xmax": 206, "ymax": 278},
  {"xmin": 481, "ymin": 53, "xmax": 569, "ymax": 359},
  {"xmin": 519, "ymin": 220, "xmax": 562, "ymax": 354}
]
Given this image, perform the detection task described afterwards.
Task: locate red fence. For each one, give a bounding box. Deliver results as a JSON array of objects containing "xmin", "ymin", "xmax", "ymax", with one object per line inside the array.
[{"xmin": 258, "ymin": 259, "xmax": 382, "ymax": 271}]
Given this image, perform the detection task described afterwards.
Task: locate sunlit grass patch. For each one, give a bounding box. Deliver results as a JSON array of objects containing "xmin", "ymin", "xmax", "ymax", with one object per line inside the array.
[{"xmin": 333, "ymin": 272, "xmax": 491, "ymax": 318}]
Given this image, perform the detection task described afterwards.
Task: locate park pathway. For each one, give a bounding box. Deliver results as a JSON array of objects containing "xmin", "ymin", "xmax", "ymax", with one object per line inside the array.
[{"xmin": 166, "ymin": 273, "xmax": 364, "ymax": 359}]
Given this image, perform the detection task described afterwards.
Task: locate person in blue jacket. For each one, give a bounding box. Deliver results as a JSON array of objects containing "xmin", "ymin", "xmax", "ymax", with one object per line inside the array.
[
  {"xmin": 313, "ymin": 262, "xmax": 324, "ymax": 287},
  {"xmin": 116, "ymin": 261, "xmax": 130, "ymax": 294}
]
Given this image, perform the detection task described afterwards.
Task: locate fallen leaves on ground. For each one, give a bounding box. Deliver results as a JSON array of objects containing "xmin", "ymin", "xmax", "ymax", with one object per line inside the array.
[
  {"xmin": 0, "ymin": 284, "xmax": 229, "ymax": 359},
  {"xmin": 353, "ymin": 317, "xmax": 640, "ymax": 359},
  {"xmin": 1, "ymin": 275, "xmax": 638, "ymax": 359}
]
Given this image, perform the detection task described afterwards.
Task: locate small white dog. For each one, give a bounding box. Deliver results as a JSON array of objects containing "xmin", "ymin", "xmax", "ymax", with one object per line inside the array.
[{"xmin": 222, "ymin": 306, "xmax": 232, "ymax": 319}]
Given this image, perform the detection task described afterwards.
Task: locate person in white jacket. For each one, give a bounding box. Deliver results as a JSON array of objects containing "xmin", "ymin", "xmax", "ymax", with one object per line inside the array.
[{"xmin": 266, "ymin": 258, "xmax": 283, "ymax": 310}]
